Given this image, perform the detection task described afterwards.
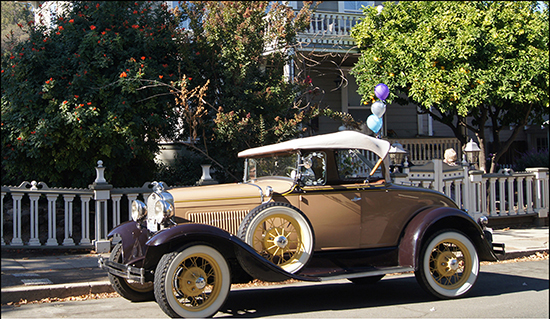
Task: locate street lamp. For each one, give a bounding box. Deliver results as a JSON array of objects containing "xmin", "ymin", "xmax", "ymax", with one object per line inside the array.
[
  {"xmin": 463, "ymin": 139, "xmax": 481, "ymax": 169},
  {"xmin": 389, "ymin": 141, "xmax": 407, "ymax": 172}
]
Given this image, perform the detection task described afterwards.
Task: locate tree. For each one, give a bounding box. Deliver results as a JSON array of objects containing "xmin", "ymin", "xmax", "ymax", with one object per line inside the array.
[
  {"xmin": 1, "ymin": 1, "xmax": 32, "ymax": 54},
  {"xmin": 174, "ymin": 1, "xmax": 317, "ymax": 182},
  {"xmin": 1, "ymin": 1, "xmax": 185, "ymax": 187},
  {"xmin": 351, "ymin": 1, "xmax": 549, "ymax": 172}
]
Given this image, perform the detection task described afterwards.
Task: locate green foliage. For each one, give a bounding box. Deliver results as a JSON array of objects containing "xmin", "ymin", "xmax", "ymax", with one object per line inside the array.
[
  {"xmin": 178, "ymin": 1, "xmax": 315, "ymax": 183},
  {"xmin": 154, "ymin": 151, "xmax": 203, "ymax": 187},
  {"xmin": 1, "ymin": 1, "xmax": 184, "ymax": 187},
  {"xmin": 351, "ymin": 1, "xmax": 549, "ymax": 172}
]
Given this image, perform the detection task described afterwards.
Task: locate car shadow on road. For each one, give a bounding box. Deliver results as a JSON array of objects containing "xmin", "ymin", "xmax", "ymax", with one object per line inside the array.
[{"xmin": 218, "ymin": 270, "xmax": 548, "ymax": 318}]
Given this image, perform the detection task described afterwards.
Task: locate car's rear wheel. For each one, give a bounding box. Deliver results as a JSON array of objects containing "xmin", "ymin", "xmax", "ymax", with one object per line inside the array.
[
  {"xmin": 154, "ymin": 244, "xmax": 231, "ymax": 318},
  {"xmin": 415, "ymin": 230, "xmax": 479, "ymax": 299},
  {"xmin": 108, "ymin": 243, "xmax": 154, "ymax": 302},
  {"xmin": 238, "ymin": 202, "xmax": 314, "ymax": 274}
]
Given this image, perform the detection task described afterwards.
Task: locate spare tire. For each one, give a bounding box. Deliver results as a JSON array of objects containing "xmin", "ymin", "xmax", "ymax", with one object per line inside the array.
[{"xmin": 237, "ymin": 202, "xmax": 314, "ymax": 274}]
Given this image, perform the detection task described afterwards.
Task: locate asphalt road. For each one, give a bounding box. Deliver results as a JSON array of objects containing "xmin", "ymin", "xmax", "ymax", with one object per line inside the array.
[{"xmin": 2, "ymin": 259, "xmax": 548, "ymax": 318}]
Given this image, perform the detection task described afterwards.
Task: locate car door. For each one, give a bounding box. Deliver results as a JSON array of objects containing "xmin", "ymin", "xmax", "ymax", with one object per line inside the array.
[
  {"xmin": 298, "ymin": 186, "xmax": 361, "ymax": 250},
  {"xmin": 296, "ymin": 151, "xmax": 361, "ymax": 250}
]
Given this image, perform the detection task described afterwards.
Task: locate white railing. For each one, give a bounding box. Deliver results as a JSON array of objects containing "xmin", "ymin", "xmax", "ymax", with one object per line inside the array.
[
  {"xmin": 387, "ymin": 137, "xmax": 462, "ymax": 166},
  {"xmin": 393, "ymin": 159, "xmax": 549, "ymax": 221},
  {"xmin": 2, "ymin": 160, "xmax": 547, "ymax": 250},
  {"xmin": 1, "ymin": 161, "xmax": 158, "ymax": 248},
  {"xmin": 297, "ymin": 11, "xmax": 363, "ymax": 47}
]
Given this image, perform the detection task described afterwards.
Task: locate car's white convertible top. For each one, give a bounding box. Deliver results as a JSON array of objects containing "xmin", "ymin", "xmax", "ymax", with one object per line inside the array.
[{"xmin": 238, "ymin": 130, "xmax": 391, "ymax": 159}]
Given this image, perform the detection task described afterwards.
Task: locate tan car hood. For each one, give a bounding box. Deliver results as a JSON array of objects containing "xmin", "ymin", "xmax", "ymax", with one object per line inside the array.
[{"xmin": 169, "ymin": 177, "xmax": 295, "ymax": 210}]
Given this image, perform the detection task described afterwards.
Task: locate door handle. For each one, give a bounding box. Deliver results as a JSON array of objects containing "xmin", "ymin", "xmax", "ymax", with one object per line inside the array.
[{"xmin": 351, "ymin": 196, "xmax": 361, "ymax": 202}]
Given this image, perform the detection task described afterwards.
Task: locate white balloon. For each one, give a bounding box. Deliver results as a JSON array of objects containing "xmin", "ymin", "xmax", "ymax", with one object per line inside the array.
[{"xmin": 371, "ymin": 101, "xmax": 386, "ymax": 118}]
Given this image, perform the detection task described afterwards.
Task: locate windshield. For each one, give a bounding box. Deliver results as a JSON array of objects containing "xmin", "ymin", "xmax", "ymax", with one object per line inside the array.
[{"xmin": 244, "ymin": 153, "xmax": 300, "ymax": 182}]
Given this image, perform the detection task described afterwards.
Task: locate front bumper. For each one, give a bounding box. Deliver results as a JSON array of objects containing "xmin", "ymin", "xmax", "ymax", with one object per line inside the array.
[{"xmin": 98, "ymin": 256, "xmax": 149, "ymax": 285}]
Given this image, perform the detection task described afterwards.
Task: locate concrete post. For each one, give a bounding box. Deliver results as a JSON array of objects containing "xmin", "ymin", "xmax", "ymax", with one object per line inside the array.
[{"xmin": 90, "ymin": 160, "xmax": 113, "ymax": 253}]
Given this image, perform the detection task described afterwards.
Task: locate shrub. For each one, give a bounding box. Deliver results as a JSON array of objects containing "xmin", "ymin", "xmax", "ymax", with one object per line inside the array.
[{"xmin": 512, "ymin": 148, "xmax": 549, "ymax": 171}]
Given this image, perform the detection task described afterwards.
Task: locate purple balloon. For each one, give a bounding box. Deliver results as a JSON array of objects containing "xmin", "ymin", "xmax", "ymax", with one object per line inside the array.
[{"xmin": 375, "ymin": 83, "xmax": 389, "ymax": 101}]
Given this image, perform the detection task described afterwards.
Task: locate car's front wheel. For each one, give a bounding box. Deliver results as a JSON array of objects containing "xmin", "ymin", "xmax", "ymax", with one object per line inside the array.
[
  {"xmin": 415, "ymin": 229, "xmax": 479, "ymax": 299},
  {"xmin": 108, "ymin": 243, "xmax": 154, "ymax": 302},
  {"xmin": 154, "ymin": 244, "xmax": 231, "ymax": 318}
]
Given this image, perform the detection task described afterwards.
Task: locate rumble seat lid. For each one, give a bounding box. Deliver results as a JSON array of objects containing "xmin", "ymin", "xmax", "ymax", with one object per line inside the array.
[{"xmin": 238, "ymin": 131, "xmax": 391, "ymax": 160}]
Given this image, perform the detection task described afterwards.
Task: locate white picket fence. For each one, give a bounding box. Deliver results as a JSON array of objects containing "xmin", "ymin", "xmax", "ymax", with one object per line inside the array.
[
  {"xmin": 393, "ymin": 159, "xmax": 549, "ymax": 222},
  {"xmin": 1, "ymin": 160, "xmax": 548, "ymax": 250}
]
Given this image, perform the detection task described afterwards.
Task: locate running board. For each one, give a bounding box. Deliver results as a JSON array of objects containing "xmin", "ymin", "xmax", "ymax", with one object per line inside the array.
[{"xmin": 298, "ymin": 266, "xmax": 414, "ymax": 282}]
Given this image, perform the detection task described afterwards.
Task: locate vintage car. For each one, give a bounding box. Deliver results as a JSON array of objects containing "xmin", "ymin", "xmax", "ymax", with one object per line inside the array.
[{"xmin": 99, "ymin": 130, "xmax": 503, "ymax": 318}]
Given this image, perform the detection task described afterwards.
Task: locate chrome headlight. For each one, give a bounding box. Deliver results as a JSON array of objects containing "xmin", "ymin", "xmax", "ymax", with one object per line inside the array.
[
  {"xmin": 152, "ymin": 199, "xmax": 174, "ymax": 224},
  {"xmin": 131, "ymin": 200, "xmax": 147, "ymax": 222}
]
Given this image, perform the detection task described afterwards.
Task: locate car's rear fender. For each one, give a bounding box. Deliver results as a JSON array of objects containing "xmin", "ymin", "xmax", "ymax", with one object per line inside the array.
[
  {"xmin": 142, "ymin": 223, "xmax": 313, "ymax": 283},
  {"xmin": 398, "ymin": 206, "xmax": 498, "ymax": 269}
]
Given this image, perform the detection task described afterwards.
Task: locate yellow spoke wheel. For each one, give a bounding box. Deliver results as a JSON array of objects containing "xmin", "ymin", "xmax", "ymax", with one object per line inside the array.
[
  {"xmin": 238, "ymin": 202, "xmax": 314, "ymax": 274},
  {"xmin": 415, "ymin": 230, "xmax": 479, "ymax": 299},
  {"xmin": 254, "ymin": 214, "xmax": 304, "ymax": 268},
  {"xmin": 155, "ymin": 245, "xmax": 231, "ymax": 318}
]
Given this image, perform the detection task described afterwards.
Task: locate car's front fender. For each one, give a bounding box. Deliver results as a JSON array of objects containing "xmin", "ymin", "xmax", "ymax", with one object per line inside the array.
[
  {"xmin": 398, "ymin": 206, "xmax": 498, "ymax": 269},
  {"xmin": 142, "ymin": 223, "xmax": 317, "ymax": 283},
  {"xmin": 107, "ymin": 221, "xmax": 151, "ymax": 265}
]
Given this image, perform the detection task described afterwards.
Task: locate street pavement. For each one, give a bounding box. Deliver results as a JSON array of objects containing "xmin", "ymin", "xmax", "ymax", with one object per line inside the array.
[{"xmin": 1, "ymin": 226, "xmax": 548, "ymax": 305}]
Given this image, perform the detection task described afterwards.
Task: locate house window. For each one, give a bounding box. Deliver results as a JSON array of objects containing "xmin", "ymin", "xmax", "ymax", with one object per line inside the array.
[{"xmin": 344, "ymin": 1, "xmax": 375, "ymax": 13}]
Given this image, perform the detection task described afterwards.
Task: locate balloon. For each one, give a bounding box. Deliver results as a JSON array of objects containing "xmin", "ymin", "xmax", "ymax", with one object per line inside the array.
[
  {"xmin": 371, "ymin": 101, "xmax": 386, "ymax": 118},
  {"xmin": 366, "ymin": 114, "xmax": 383, "ymax": 134},
  {"xmin": 375, "ymin": 83, "xmax": 389, "ymax": 100}
]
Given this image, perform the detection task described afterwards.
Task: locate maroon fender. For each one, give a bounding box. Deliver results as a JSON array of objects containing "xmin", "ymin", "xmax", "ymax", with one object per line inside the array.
[
  {"xmin": 398, "ymin": 206, "xmax": 497, "ymax": 269},
  {"xmin": 107, "ymin": 221, "xmax": 151, "ymax": 265},
  {"xmin": 142, "ymin": 223, "xmax": 317, "ymax": 283}
]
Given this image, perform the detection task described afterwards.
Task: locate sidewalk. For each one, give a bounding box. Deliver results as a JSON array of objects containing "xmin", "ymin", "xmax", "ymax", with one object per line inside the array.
[{"xmin": 1, "ymin": 227, "xmax": 548, "ymax": 305}]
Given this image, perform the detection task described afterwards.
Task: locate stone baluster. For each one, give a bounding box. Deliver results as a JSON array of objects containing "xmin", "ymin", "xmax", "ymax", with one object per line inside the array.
[
  {"xmin": 525, "ymin": 175, "xmax": 534, "ymax": 213},
  {"xmin": 111, "ymin": 194, "xmax": 122, "ymax": 227},
  {"xmin": 79, "ymin": 194, "xmax": 92, "ymax": 245},
  {"xmin": 46, "ymin": 194, "xmax": 59, "ymax": 246},
  {"xmin": 62, "ymin": 194, "xmax": 75, "ymax": 246},
  {"xmin": 28, "ymin": 186, "xmax": 41, "ymax": 246},
  {"xmin": 507, "ymin": 176, "xmax": 516, "ymax": 215},
  {"xmin": 10, "ymin": 193, "xmax": 24, "ymax": 246},
  {"xmin": 498, "ymin": 176, "xmax": 506, "ymax": 215},
  {"xmin": 488, "ymin": 177, "xmax": 498, "ymax": 216},
  {"xmin": 516, "ymin": 176, "xmax": 525, "ymax": 215}
]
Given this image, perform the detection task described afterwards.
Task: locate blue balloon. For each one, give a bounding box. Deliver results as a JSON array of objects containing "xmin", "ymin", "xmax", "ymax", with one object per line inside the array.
[{"xmin": 366, "ymin": 114, "xmax": 383, "ymax": 134}]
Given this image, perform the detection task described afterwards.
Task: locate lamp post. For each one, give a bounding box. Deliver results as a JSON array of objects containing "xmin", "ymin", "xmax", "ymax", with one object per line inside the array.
[
  {"xmin": 463, "ymin": 139, "xmax": 481, "ymax": 169},
  {"xmin": 389, "ymin": 141, "xmax": 407, "ymax": 173}
]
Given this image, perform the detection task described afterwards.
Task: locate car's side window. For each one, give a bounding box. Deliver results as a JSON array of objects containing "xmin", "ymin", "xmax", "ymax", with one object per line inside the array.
[
  {"xmin": 336, "ymin": 149, "xmax": 383, "ymax": 182},
  {"xmin": 300, "ymin": 152, "xmax": 327, "ymax": 186}
]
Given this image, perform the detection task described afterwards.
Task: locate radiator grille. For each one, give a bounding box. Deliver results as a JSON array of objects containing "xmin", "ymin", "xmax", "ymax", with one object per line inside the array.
[{"xmin": 188, "ymin": 210, "xmax": 249, "ymax": 235}]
